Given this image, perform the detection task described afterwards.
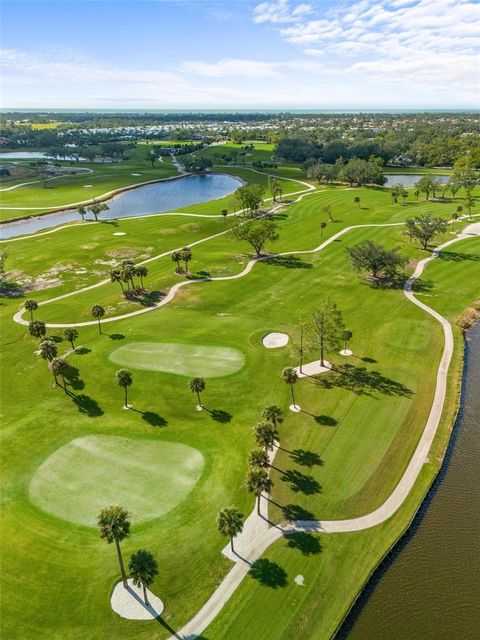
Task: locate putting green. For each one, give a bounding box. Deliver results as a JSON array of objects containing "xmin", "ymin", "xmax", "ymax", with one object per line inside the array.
[
  {"xmin": 109, "ymin": 342, "xmax": 245, "ymax": 377},
  {"xmin": 29, "ymin": 435, "xmax": 204, "ymax": 527}
]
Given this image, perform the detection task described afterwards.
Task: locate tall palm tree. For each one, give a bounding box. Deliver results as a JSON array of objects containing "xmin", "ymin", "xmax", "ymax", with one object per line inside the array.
[
  {"xmin": 135, "ymin": 266, "xmax": 148, "ymax": 289},
  {"xmin": 97, "ymin": 505, "xmax": 131, "ymax": 589},
  {"xmin": 414, "ymin": 190, "xmax": 420, "ymax": 201},
  {"xmin": 217, "ymin": 507, "xmax": 244, "ymax": 553},
  {"xmin": 451, "ymin": 212, "xmax": 459, "ymax": 231},
  {"xmin": 64, "ymin": 327, "xmax": 79, "ymax": 350},
  {"xmin": 39, "ymin": 339, "xmax": 57, "ymax": 362},
  {"xmin": 189, "ymin": 377, "xmax": 205, "ymax": 407},
  {"xmin": 282, "ymin": 367, "xmax": 299, "ymax": 408},
  {"xmin": 354, "ymin": 196, "xmax": 360, "ymax": 208},
  {"xmin": 172, "ymin": 251, "xmax": 182, "ymax": 272},
  {"xmin": 252, "ymin": 422, "xmax": 277, "ymax": 451},
  {"xmin": 182, "ymin": 247, "xmax": 192, "ymax": 274},
  {"xmin": 116, "ymin": 369, "xmax": 133, "ymax": 408},
  {"xmin": 128, "ymin": 549, "xmax": 158, "ymax": 606},
  {"xmin": 262, "ymin": 405, "xmax": 282, "ymax": 429},
  {"xmin": 49, "ymin": 357, "xmax": 68, "ymax": 390},
  {"xmin": 247, "ymin": 448, "xmax": 269, "ymax": 469},
  {"xmin": 246, "ymin": 468, "xmax": 272, "ymax": 516},
  {"xmin": 91, "ymin": 305, "xmax": 105, "ymax": 334},
  {"xmin": 29, "ymin": 319, "xmax": 46, "ymax": 341},
  {"xmin": 77, "ymin": 205, "xmax": 86, "ymax": 221},
  {"xmin": 110, "ymin": 269, "xmax": 125, "ymax": 293},
  {"xmin": 24, "ymin": 298, "xmax": 38, "ymax": 321},
  {"xmin": 320, "ymin": 221, "xmax": 327, "ymax": 238}
]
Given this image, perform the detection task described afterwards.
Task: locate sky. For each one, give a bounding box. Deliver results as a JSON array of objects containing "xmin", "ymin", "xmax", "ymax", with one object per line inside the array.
[{"xmin": 1, "ymin": 0, "xmax": 479, "ymax": 110}]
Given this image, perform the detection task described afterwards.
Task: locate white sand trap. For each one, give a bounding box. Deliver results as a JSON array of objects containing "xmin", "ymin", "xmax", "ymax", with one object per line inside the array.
[
  {"xmin": 83, "ymin": 185, "xmax": 93, "ymax": 187},
  {"xmin": 295, "ymin": 575, "xmax": 305, "ymax": 586},
  {"xmin": 294, "ymin": 360, "xmax": 331, "ymax": 378},
  {"xmin": 262, "ymin": 332, "xmax": 289, "ymax": 349},
  {"xmin": 111, "ymin": 579, "xmax": 164, "ymax": 620},
  {"xmin": 113, "ymin": 232, "xmax": 126, "ymax": 236},
  {"xmin": 131, "ymin": 173, "xmax": 142, "ymax": 176},
  {"xmin": 340, "ymin": 349, "xmax": 353, "ymax": 356},
  {"xmin": 289, "ymin": 404, "xmax": 301, "ymax": 413}
]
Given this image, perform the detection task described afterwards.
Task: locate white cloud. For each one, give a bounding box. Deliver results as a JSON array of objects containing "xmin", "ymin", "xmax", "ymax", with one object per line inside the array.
[
  {"xmin": 182, "ymin": 58, "xmax": 281, "ymax": 78},
  {"xmin": 253, "ymin": 0, "xmax": 312, "ymax": 24}
]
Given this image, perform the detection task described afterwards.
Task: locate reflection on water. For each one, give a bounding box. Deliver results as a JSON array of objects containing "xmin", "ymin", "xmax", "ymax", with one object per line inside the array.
[
  {"xmin": 0, "ymin": 173, "xmax": 242, "ymax": 239},
  {"xmin": 383, "ymin": 173, "xmax": 449, "ymax": 187},
  {"xmin": 341, "ymin": 324, "xmax": 480, "ymax": 640}
]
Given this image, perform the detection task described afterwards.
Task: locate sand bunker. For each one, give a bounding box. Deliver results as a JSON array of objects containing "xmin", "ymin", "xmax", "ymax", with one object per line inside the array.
[{"xmin": 262, "ymin": 332, "xmax": 289, "ymax": 348}]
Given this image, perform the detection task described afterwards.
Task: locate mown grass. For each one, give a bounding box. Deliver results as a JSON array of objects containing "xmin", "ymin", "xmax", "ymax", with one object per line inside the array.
[{"xmin": 0, "ymin": 182, "xmax": 478, "ymax": 639}]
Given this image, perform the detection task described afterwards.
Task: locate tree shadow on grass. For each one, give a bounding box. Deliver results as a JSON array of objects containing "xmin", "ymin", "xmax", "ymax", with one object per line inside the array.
[
  {"xmin": 410, "ymin": 278, "xmax": 435, "ymax": 293},
  {"xmin": 286, "ymin": 532, "xmax": 322, "ymax": 556},
  {"xmin": 71, "ymin": 393, "xmax": 103, "ymax": 417},
  {"xmin": 315, "ymin": 364, "xmax": 413, "ymax": 398},
  {"xmin": 203, "ymin": 406, "xmax": 232, "ymax": 423},
  {"xmin": 73, "ymin": 346, "xmax": 91, "ymax": 355},
  {"xmin": 282, "ymin": 504, "xmax": 316, "ymax": 521},
  {"xmin": 281, "ymin": 469, "xmax": 322, "ymax": 495},
  {"xmin": 249, "ymin": 559, "xmax": 287, "ymax": 588},
  {"xmin": 142, "ymin": 411, "xmax": 167, "ymax": 427},
  {"xmin": 439, "ymin": 250, "xmax": 480, "ymax": 262},
  {"xmin": 263, "ymin": 255, "xmax": 313, "ymax": 269},
  {"xmin": 154, "ymin": 616, "xmax": 184, "ymax": 639},
  {"xmin": 64, "ymin": 364, "xmax": 84, "ymax": 391},
  {"xmin": 109, "ymin": 333, "xmax": 125, "ymax": 340},
  {"xmin": 361, "ymin": 356, "xmax": 377, "ymax": 363},
  {"xmin": 314, "ymin": 415, "xmax": 338, "ymax": 426},
  {"xmin": 290, "ymin": 449, "xmax": 323, "ymax": 468}
]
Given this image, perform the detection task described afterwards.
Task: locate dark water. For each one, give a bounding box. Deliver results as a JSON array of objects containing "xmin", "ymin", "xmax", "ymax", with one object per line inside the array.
[
  {"xmin": 0, "ymin": 173, "xmax": 241, "ymax": 239},
  {"xmin": 383, "ymin": 174, "xmax": 449, "ymax": 187},
  {"xmin": 340, "ymin": 324, "xmax": 480, "ymax": 639}
]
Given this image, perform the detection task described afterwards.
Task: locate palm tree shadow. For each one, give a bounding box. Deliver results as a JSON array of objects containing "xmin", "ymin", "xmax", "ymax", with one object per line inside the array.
[
  {"xmin": 70, "ymin": 393, "xmax": 103, "ymax": 417},
  {"xmin": 129, "ymin": 407, "xmax": 167, "ymax": 427},
  {"xmin": 249, "ymin": 558, "xmax": 287, "ymax": 588},
  {"xmin": 290, "ymin": 449, "xmax": 324, "ymax": 467},
  {"xmin": 282, "ymin": 504, "xmax": 316, "ymax": 521},
  {"xmin": 155, "ymin": 616, "xmax": 184, "ymax": 638},
  {"xmin": 281, "ymin": 469, "xmax": 322, "ymax": 495},
  {"xmin": 203, "ymin": 406, "xmax": 232, "ymax": 423},
  {"xmin": 109, "ymin": 333, "xmax": 125, "ymax": 340},
  {"xmin": 285, "ymin": 532, "xmax": 322, "ymax": 555},
  {"xmin": 315, "ymin": 364, "xmax": 413, "ymax": 398}
]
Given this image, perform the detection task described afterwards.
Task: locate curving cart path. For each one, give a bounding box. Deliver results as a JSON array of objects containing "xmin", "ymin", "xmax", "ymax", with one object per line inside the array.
[{"xmin": 162, "ymin": 221, "xmax": 480, "ymax": 640}]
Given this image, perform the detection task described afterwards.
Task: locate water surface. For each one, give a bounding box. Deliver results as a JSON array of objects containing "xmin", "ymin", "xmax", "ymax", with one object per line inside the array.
[
  {"xmin": 383, "ymin": 173, "xmax": 449, "ymax": 187},
  {"xmin": 0, "ymin": 173, "xmax": 241, "ymax": 239}
]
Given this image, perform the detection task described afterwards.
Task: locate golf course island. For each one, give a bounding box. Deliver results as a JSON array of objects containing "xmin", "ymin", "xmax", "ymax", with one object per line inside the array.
[{"xmin": 0, "ymin": 111, "xmax": 479, "ymax": 640}]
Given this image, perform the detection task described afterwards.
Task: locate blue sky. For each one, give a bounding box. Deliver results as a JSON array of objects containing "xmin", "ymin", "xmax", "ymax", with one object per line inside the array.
[{"xmin": 1, "ymin": 0, "xmax": 479, "ymax": 109}]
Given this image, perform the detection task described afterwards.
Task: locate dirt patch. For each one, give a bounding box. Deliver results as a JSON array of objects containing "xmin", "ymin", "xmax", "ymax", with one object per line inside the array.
[
  {"xmin": 180, "ymin": 223, "xmax": 201, "ymax": 233},
  {"xmin": 106, "ymin": 247, "xmax": 141, "ymax": 259}
]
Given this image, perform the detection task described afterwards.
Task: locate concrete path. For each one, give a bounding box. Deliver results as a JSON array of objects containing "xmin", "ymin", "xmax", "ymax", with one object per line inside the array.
[{"xmin": 163, "ymin": 221, "xmax": 480, "ymax": 639}]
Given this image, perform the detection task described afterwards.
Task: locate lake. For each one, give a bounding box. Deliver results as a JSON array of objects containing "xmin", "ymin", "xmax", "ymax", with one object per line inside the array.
[
  {"xmin": 0, "ymin": 173, "xmax": 242, "ymax": 239},
  {"xmin": 383, "ymin": 173, "xmax": 450, "ymax": 187},
  {"xmin": 340, "ymin": 323, "xmax": 480, "ymax": 640}
]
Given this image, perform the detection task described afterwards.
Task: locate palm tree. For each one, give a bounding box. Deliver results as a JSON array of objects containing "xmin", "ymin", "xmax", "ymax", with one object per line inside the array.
[
  {"xmin": 221, "ymin": 208, "xmax": 228, "ymax": 223},
  {"xmin": 282, "ymin": 367, "xmax": 299, "ymax": 408},
  {"xmin": 252, "ymin": 422, "xmax": 277, "ymax": 451},
  {"xmin": 91, "ymin": 305, "xmax": 105, "ymax": 334},
  {"xmin": 342, "ymin": 329, "xmax": 353, "ymax": 352},
  {"xmin": 97, "ymin": 504, "xmax": 131, "ymax": 589},
  {"xmin": 216, "ymin": 507, "xmax": 244, "ymax": 552},
  {"xmin": 401, "ymin": 190, "xmax": 408, "ymax": 204},
  {"xmin": 29, "ymin": 319, "xmax": 46, "ymax": 341},
  {"xmin": 182, "ymin": 247, "xmax": 192, "ymax": 274},
  {"xmin": 39, "ymin": 339, "xmax": 57, "ymax": 362},
  {"xmin": 246, "ymin": 468, "xmax": 272, "ymax": 516},
  {"xmin": 128, "ymin": 549, "xmax": 158, "ymax": 606},
  {"xmin": 110, "ymin": 269, "xmax": 125, "ymax": 293},
  {"xmin": 116, "ymin": 369, "xmax": 133, "ymax": 408},
  {"xmin": 320, "ymin": 221, "xmax": 327, "ymax": 238},
  {"xmin": 77, "ymin": 205, "xmax": 86, "ymax": 221},
  {"xmin": 24, "ymin": 298, "xmax": 38, "ymax": 321},
  {"xmin": 135, "ymin": 266, "xmax": 148, "ymax": 289},
  {"xmin": 414, "ymin": 190, "xmax": 420, "ymax": 201},
  {"xmin": 262, "ymin": 405, "xmax": 282, "ymax": 429},
  {"xmin": 64, "ymin": 327, "xmax": 79, "ymax": 350},
  {"xmin": 49, "ymin": 357, "xmax": 68, "ymax": 390},
  {"xmin": 189, "ymin": 377, "xmax": 205, "ymax": 407},
  {"xmin": 456, "ymin": 205, "xmax": 463, "ymax": 218},
  {"xmin": 354, "ymin": 196, "xmax": 360, "ymax": 208},
  {"xmin": 247, "ymin": 448, "xmax": 269, "ymax": 469},
  {"xmin": 172, "ymin": 251, "xmax": 182, "ymax": 272}
]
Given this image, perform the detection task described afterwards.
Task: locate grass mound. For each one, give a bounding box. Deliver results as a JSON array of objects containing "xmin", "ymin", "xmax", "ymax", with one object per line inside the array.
[
  {"xmin": 109, "ymin": 342, "xmax": 245, "ymax": 377},
  {"xmin": 29, "ymin": 435, "xmax": 204, "ymax": 527}
]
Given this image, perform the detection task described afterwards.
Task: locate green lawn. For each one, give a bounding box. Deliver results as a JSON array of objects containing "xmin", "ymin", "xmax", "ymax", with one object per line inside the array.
[{"xmin": 0, "ymin": 180, "xmax": 478, "ymax": 639}]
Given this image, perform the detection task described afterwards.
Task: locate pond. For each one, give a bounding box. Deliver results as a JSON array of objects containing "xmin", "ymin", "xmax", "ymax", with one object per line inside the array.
[
  {"xmin": 340, "ymin": 323, "xmax": 480, "ymax": 640},
  {"xmin": 0, "ymin": 173, "xmax": 242, "ymax": 239},
  {"xmin": 383, "ymin": 173, "xmax": 449, "ymax": 187},
  {"xmin": 0, "ymin": 151, "xmax": 53, "ymax": 159}
]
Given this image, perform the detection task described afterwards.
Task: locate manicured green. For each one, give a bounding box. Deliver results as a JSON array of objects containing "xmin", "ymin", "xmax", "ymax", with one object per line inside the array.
[
  {"xmin": 109, "ymin": 342, "xmax": 245, "ymax": 377},
  {"xmin": 29, "ymin": 435, "xmax": 204, "ymax": 526}
]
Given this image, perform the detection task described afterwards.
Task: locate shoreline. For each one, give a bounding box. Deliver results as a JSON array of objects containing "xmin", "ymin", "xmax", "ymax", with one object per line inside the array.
[{"xmin": 332, "ymin": 328, "xmax": 467, "ymax": 639}]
